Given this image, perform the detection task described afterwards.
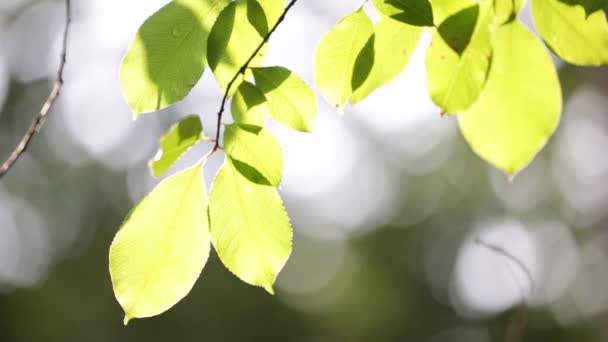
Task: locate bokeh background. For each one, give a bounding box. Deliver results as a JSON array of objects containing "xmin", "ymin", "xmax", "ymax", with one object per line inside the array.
[{"xmin": 0, "ymin": 0, "xmax": 607, "ymax": 341}]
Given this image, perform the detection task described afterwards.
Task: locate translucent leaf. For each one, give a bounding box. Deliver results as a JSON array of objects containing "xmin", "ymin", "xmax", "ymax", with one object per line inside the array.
[
  {"xmin": 110, "ymin": 163, "xmax": 210, "ymax": 324},
  {"xmin": 120, "ymin": 0, "xmax": 229, "ymax": 115},
  {"xmin": 223, "ymin": 124, "xmax": 283, "ymax": 186},
  {"xmin": 209, "ymin": 159, "xmax": 292, "ymax": 294},
  {"xmin": 426, "ymin": 1, "xmax": 493, "ymax": 114},
  {"xmin": 231, "ymin": 81, "xmax": 270, "ymax": 127},
  {"xmin": 494, "ymin": 0, "xmax": 526, "ymax": 24},
  {"xmin": 431, "ymin": 0, "xmax": 474, "ymax": 23},
  {"xmin": 207, "ymin": 0, "xmax": 270, "ymax": 93},
  {"xmin": 251, "ymin": 66, "xmax": 317, "ymax": 131},
  {"xmin": 532, "ymin": 0, "xmax": 608, "ymax": 66},
  {"xmin": 314, "ymin": 8, "xmax": 373, "ymax": 112},
  {"xmin": 458, "ymin": 20, "xmax": 562, "ymax": 176},
  {"xmin": 437, "ymin": 4, "xmax": 479, "ymax": 54},
  {"xmin": 372, "ymin": 0, "xmax": 434, "ymax": 26},
  {"xmin": 149, "ymin": 116, "xmax": 205, "ymax": 177},
  {"xmin": 257, "ymin": 0, "xmax": 284, "ymax": 26},
  {"xmin": 351, "ymin": 17, "xmax": 423, "ymax": 103}
]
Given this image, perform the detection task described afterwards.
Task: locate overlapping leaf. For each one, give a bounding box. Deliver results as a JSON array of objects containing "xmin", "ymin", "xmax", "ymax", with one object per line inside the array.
[
  {"xmin": 149, "ymin": 116, "xmax": 205, "ymax": 177},
  {"xmin": 252, "ymin": 66, "xmax": 317, "ymax": 131},
  {"xmin": 209, "ymin": 159, "xmax": 292, "ymax": 294},
  {"xmin": 120, "ymin": 0, "xmax": 229, "ymax": 115},
  {"xmin": 458, "ymin": 20, "xmax": 562, "ymax": 176},
  {"xmin": 372, "ymin": 0, "xmax": 434, "ymax": 26},
  {"xmin": 110, "ymin": 163, "xmax": 210, "ymax": 324},
  {"xmin": 207, "ymin": 0, "xmax": 270, "ymax": 93},
  {"xmin": 426, "ymin": 1, "xmax": 493, "ymax": 114},
  {"xmin": 494, "ymin": 0, "xmax": 526, "ymax": 24},
  {"xmin": 350, "ymin": 17, "xmax": 422, "ymax": 103},
  {"xmin": 314, "ymin": 8, "xmax": 373, "ymax": 112},
  {"xmin": 223, "ymin": 124, "xmax": 283, "ymax": 186},
  {"xmin": 532, "ymin": 0, "xmax": 608, "ymax": 66},
  {"xmin": 231, "ymin": 82, "xmax": 270, "ymax": 127}
]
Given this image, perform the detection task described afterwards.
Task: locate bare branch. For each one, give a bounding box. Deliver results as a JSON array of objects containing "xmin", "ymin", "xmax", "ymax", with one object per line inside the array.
[{"xmin": 0, "ymin": 0, "xmax": 72, "ymax": 178}]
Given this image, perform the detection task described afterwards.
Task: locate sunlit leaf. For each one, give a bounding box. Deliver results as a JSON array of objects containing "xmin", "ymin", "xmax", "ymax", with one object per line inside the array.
[
  {"xmin": 426, "ymin": 1, "xmax": 493, "ymax": 114},
  {"xmin": 251, "ymin": 66, "xmax": 317, "ymax": 131},
  {"xmin": 437, "ymin": 4, "xmax": 479, "ymax": 54},
  {"xmin": 207, "ymin": 0, "xmax": 270, "ymax": 93},
  {"xmin": 458, "ymin": 20, "xmax": 562, "ymax": 176},
  {"xmin": 231, "ymin": 82, "xmax": 270, "ymax": 127},
  {"xmin": 494, "ymin": 0, "xmax": 526, "ymax": 24},
  {"xmin": 351, "ymin": 17, "xmax": 422, "ymax": 103},
  {"xmin": 431, "ymin": 0, "xmax": 474, "ymax": 23},
  {"xmin": 149, "ymin": 116, "xmax": 205, "ymax": 177},
  {"xmin": 110, "ymin": 163, "xmax": 210, "ymax": 324},
  {"xmin": 257, "ymin": 0, "xmax": 285, "ymax": 26},
  {"xmin": 314, "ymin": 7, "xmax": 373, "ymax": 112},
  {"xmin": 372, "ymin": 0, "xmax": 434, "ymax": 26},
  {"xmin": 120, "ymin": 0, "xmax": 229, "ymax": 115},
  {"xmin": 532, "ymin": 0, "xmax": 608, "ymax": 66},
  {"xmin": 223, "ymin": 124, "xmax": 283, "ymax": 186},
  {"xmin": 209, "ymin": 159, "xmax": 292, "ymax": 294}
]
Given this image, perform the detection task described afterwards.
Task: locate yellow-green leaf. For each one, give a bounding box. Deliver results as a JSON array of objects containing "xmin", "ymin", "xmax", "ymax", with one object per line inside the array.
[
  {"xmin": 149, "ymin": 116, "xmax": 205, "ymax": 178},
  {"xmin": 231, "ymin": 81, "xmax": 270, "ymax": 127},
  {"xmin": 372, "ymin": 0, "xmax": 434, "ymax": 26},
  {"xmin": 120, "ymin": 0, "xmax": 229, "ymax": 115},
  {"xmin": 494, "ymin": 0, "xmax": 526, "ymax": 24},
  {"xmin": 110, "ymin": 163, "xmax": 210, "ymax": 324},
  {"xmin": 251, "ymin": 66, "xmax": 317, "ymax": 131},
  {"xmin": 209, "ymin": 159, "xmax": 292, "ymax": 294},
  {"xmin": 532, "ymin": 0, "xmax": 608, "ymax": 66},
  {"xmin": 314, "ymin": 8, "xmax": 373, "ymax": 112},
  {"xmin": 426, "ymin": 1, "xmax": 493, "ymax": 114},
  {"xmin": 458, "ymin": 20, "xmax": 562, "ymax": 176},
  {"xmin": 223, "ymin": 124, "xmax": 283, "ymax": 186},
  {"xmin": 351, "ymin": 17, "xmax": 423, "ymax": 104},
  {"xmin": 207, "ymin": 0, "xmax": 270, "ymax": 93}
]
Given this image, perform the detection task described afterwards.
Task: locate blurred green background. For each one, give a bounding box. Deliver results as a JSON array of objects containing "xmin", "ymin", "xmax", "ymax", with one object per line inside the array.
[{"xmin": 1, "ymin": 0, "xmax": 608, "ymax": 341}]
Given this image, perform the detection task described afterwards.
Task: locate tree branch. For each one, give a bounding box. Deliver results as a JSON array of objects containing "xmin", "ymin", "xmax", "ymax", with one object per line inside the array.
[
  {"xmin": 212, "ymin": 0, "xmax": 300, "ymax": 152},
  {"xmin": 0, "ymin": 0, "xmax": 72, "ymax": 179}
]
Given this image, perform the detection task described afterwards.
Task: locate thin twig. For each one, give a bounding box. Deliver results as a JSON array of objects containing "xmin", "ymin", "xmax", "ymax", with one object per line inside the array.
[
  {"xmin": 473, "ymin": 237, "xmax": 536, "ymax": 295},
  {"xmin": 0, "ymin": 0, "xmax": 71, "ymax": 178},
  {"xmin": 212, "ymin": 0, "xmax": 300, "ymax": 152},
  {"xmin": 504, "ymin": 304, "xmax": 527, "ymax": 342}
]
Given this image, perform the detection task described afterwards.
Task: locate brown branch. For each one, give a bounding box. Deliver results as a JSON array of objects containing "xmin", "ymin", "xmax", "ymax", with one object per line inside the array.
[
  {"xmin": 212, "ymin": 0, "xmax": 300, "ymax": 152},
  {"xmin": 0, "ymin": 0, "xmax": 71, "ymax": 178}
]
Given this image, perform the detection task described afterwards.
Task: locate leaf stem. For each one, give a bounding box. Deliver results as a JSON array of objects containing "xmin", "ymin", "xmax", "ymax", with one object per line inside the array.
[{"xmin": 211, "ymin": 0, "xmax": 300, "ymax": 153}]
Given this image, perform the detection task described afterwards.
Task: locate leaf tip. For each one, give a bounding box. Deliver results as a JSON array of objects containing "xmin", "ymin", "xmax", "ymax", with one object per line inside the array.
[
  {"xmin": 263, "ymin": 284, "xmax": 275, "ymax": 295},
  {"xmin": 123, "ymin": 314, "xmax": 132, "ymax": 326}
]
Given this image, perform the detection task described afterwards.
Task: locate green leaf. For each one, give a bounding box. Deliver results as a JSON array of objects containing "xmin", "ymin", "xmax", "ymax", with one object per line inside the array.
[
  {"xmin": 494, "ymin": 0, "xmax": 526, "ymax": 24},
  {"xmin": 231, "ymin": 81, "xmax": 270, "ymax": 127},
  {"xmin": 532, "ymin": 0, "xmax": 608, "ymax": 66},
  {"xmin": 372, "ymin": 0, "xmax": 434, "ymax": 26},
  {"xmin": 431, "ymin": 0, "xmax": 475, "ymax": 23},
  {"xmin": 458, "ymin": 20, "xmax": 562, "ymax": 176},
  {"xmin": 110, "ymin": 163, "xmax": 210, "ymax": 324},
  {"xmin": 120, "ymin": 0, "xmax": 229, "ymax": 115},
  {"xmin": 207, "ymin": 0, "xmax": 270, "ymax": 93},
  {"xmin": 149, "ymin": 116, "xmax": 205, "ymax": 178},
  {"xmin": 314, "ymin": 8, "xmax": 373, "ymax": 112},
  {"xmin": 209, "ymin": 159, "xmax": 292, "ymax": 294},
  {"xmin": 426, "ymin": 1, "xmax": 493, "ymax": 114},
  {"xmin": 351, "ymin": 17, "xmax": 423, "ymax": 103},
  {"xmin": 223, "ymin": 124, "xmax": 283, "ymax": 186},
  {"xmin": 257, "ymin": 0, "xmax": 285, "ymax": 26},
  {"xmin": 437, "ymin": 4, "xmax": 479, "ymax": 54},
  {"xmin": 251, "ymin": 66, "xmax": 317, "ymax": 131}
]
